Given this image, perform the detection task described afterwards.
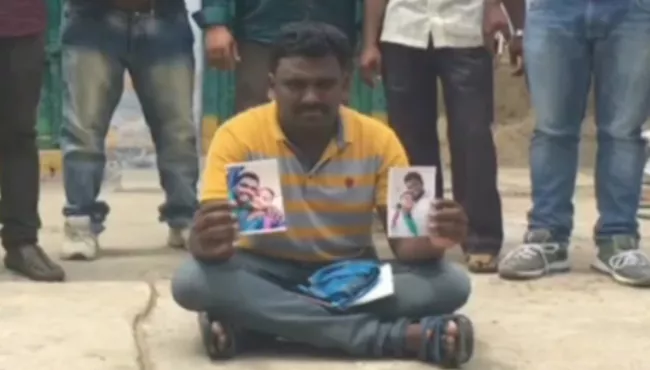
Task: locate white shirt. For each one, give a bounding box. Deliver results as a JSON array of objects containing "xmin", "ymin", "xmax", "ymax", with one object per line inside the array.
[
  {"xmin": 389, "ymin": 193, "xmax": 431, "ymax": 238},
  {"xmin": 380, "ymin": 0, "xmax": 485, "ymax": 49}
]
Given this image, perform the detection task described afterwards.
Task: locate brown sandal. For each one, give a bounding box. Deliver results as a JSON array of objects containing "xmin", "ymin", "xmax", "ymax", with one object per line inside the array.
[{"xmin": 466, "ymin": 253, "xmax": 498, "ymax": 274}]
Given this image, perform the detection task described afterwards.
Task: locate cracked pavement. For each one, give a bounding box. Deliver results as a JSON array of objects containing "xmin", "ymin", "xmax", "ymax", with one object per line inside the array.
[{"xmin": 1, "ymin": 168, "xmax": 649, "ymax": 370}]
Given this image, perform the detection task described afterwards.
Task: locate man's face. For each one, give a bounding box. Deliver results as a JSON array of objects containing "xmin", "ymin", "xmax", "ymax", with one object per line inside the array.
[
  {"xmin": 270, "ymin": 55, "xmax": 350, "ymax": 135},
  {"xmin": 405, "ymin": 179, "xmax": 424, "ymax": 198},
  {"xmin": 235, "ymin": 176, "xmax": 259, "ymax": 204}
]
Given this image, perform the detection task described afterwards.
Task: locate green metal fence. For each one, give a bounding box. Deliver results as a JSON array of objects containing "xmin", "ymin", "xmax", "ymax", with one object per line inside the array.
[{"xmin": 37, "ymin": 0, "xmax": 63, "ymax": 149}]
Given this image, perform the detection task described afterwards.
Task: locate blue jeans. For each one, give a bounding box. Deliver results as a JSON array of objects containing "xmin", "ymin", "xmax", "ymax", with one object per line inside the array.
[
  {"xmin": 60, "ymin": 7, "xmax": 199, "ymax": 230},
  {"xmin": 525, "ymin": 0, "xmax": 650, "ymax": 242}
]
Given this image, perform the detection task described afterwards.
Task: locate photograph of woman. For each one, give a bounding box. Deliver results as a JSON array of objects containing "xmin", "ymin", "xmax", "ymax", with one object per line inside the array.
[{"xmin": 226, "ymin": 159, "xmax": 287, "ymax": 235}]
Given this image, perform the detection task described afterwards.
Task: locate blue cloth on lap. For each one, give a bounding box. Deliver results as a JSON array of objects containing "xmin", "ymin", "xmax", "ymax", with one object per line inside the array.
[{"xmin": 297, "ymin": 260, "xmax": 381, "ymax": 311}]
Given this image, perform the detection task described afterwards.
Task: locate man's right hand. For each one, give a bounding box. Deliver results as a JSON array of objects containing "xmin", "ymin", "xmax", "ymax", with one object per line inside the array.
[
  {"xmin": 509, "ymin": 35, "xmax": 525, "ymax": 76},
  {"xmin": 190, "ymin": 200, "xmax": 238, "ymax": 261},
  {"xmin": 205, "ymin": 26, "xmax": 240, "ymax": 70},
  {"xmin": 359, "ymin": 44, "xmax": 382, "ymax": 87}
]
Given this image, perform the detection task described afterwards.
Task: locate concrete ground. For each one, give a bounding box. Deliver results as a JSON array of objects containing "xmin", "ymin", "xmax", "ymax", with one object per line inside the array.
[{"xmin": 1, "ymin": 168, "xmax": 649, "ymax": 370}]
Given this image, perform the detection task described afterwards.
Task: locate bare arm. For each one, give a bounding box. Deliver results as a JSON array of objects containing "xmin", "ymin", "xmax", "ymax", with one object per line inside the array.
[
  {"xmin": 363, "ymin": 0, "xmax": 388, "ymax": 48},
  {"xmin": 376, "ymin": 206, "xmax": 445, "ymax": 262}
]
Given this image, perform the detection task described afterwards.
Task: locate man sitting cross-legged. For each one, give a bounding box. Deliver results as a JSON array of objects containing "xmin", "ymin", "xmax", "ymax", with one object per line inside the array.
[{"xmin": 171, "ymin": 21, "xmax": 474, "ymax": 368}]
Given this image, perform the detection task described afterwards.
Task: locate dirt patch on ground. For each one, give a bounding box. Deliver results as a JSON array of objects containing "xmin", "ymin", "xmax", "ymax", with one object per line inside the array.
[{"xmin": 439, "ymin": 62, "xmax": 597, "ymax": 168}]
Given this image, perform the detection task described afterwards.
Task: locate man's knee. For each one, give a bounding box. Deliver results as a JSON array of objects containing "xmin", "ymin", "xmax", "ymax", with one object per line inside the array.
[
  {"xmin": 406, "ymin": 260, "xmax": 472, "ymax": 314},
  {"xmin": 170, "ymin": 257, "xmax": 209, "ymax": 312},
  {"xmin": 437, "ymin": 262, "xmax": 472, "ymax": 311},
  {"xmin": 171, "ymin": 256, "xmax": 243, "ymax": 313}
]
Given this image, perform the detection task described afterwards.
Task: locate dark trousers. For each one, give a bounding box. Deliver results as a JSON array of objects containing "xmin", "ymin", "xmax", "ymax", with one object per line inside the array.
[
  {"xmin": 235, "ymin": 41, "xmax": 272, "ymax": 113},
  {"xmin": 0, "ymin": 34, "xmax": 44, "ymax": 249},
  {"xmin": 381, "ymin": 43, "xmax": 503, "ymax": 255}
]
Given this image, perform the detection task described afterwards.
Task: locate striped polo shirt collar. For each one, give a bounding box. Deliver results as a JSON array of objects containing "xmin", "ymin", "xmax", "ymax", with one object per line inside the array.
[{"xmin": 268, "ymin": 102, "xmax": 352, "ymax": 149}]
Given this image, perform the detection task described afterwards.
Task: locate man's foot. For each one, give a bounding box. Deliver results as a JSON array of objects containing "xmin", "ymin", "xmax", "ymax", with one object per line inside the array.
[
  {"xmin": 210, "ymin": 321, "xmax": 230, "ymax": 353},
  {"xmin": 61, "ymin": 216, "xmax": 99, "ymax": 261},
  {"xmin": 167, "ymin": 227, "xmax": 190, "ymax": 249},
  {"xmin": 466, "ymin": 253, "xmax": 498, "ymax": 274},
  {"xmin": 4, "ymin": 244, "xmax": 65, "ymax": 282},
  {"xmin": 498, "ymin": 230, "xmax": 570, "ymax": 280},
  {"xmin": 591, "ymin": 235, "xmax": 650, "ymax": 287},
  {"xmin": 406, "ymin": 321, "xmax": 458, "ymax": 357},
  {"xmin": 198, "ymin": 312, "xmax": 238, "ymax": 360},
  {"xmin": 198, "ymin": 312, "xmax": 278, "ymax": 360},
  {"xmin": 404, "ymin": 314, "xmax": 473, "ymax": 367}
]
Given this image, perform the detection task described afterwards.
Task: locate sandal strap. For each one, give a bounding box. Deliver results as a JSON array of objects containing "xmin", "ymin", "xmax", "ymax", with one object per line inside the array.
[
  {"xmin": 391, "ymin": 319, "xmax": 409, "ymax": 358},
  {"xmin": 419, "ymin": 316, "xmax": 447, "ymax": 362},
  {"xmin": 199, "ymin": 312, "xmax": 238, "ymax": 360},
  {"xmin": 418, "ymin": 314, "xmax": 474, "ymax": 366}
]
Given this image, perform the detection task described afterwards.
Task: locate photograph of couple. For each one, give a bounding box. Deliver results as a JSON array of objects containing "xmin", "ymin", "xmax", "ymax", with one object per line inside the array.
[
  {"xmin": 226, "ymin": 159, "xmax": 287, "ymax": 235},
  {"xmin": 387, "ymin": 167, "xmax": 437, "ymax": 238}
]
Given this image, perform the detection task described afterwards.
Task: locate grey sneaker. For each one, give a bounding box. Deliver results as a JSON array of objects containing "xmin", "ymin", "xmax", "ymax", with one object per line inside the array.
[
  {"xmin": 498, "ymin": 230, "xmax": 570, "ymax": 280},
  {"xmin": 168, "ymin": 227, "xmax": 190, "ymax": 249},
  {"xmin": 61, "ymin": 216, "xmax": 99, "ymax": 261},
  {"xmin": 591, "ymin": 235, "xmax": 650, "ymax": 287}
]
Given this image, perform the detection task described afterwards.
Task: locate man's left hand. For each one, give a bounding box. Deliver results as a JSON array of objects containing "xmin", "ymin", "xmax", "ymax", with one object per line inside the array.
[
  {"xmin": 509, "ymin": 35, "xmax": 525, "ymax": 76},
  {"xmin": 483, "ymin": 0, "xmax": 511, "ymax": 54},
  {"xmin": 428, "ymin": 199, "xmax": 468, "ymax": 249}
]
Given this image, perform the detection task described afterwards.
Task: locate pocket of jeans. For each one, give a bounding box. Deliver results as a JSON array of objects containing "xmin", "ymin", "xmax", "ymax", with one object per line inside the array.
[
  {"xmin": 164, "ymin": 13, "xmax": 195, "ymax": 45},
  {"xmin": 61, "ymin": 8, "xmax": 84, "ymax": 44},
  {"xmin": 635, "ymin": 0, "xmax": 650, "ymax": 12},
  {"xmin": 179, "ymin": 14, "xmax": 196, "ymax": 45},
  {"xmin": 526, "ymin": 0, "xmax": 539, "ymax": 10},
  {"xmin": 526, "ymin": 0, "xmax": 557, "ymax": 11}
]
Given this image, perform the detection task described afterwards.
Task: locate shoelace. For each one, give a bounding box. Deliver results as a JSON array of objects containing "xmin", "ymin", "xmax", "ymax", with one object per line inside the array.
[
  {"xmin": 68, "ymin": 227, "xmax": 95, "ymax": 244},
  {"xmin": 608, "ymin": 250, "xmax": 650, "ymax": 270},
  {"xmin": 504, "ymin": 243, "xmax": 562, "ymax": 271}
]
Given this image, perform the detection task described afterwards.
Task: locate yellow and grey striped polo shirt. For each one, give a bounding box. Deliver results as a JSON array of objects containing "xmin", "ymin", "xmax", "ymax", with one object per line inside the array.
[{"xmin": 201, "ymin": 102, "xmax": 409, "ymax": 262}]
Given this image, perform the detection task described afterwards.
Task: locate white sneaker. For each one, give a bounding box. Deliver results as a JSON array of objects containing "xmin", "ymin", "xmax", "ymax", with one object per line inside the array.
[
  {"xmin": 61, "ymin": 216, "xmax": 99, "ymax": 260},
  {"xmin": 168, "ymin": 227, "xmax": 190, "ymax": 249}
]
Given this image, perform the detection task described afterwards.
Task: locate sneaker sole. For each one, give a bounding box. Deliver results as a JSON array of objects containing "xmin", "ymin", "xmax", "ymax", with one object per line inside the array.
[
  {"xmin": 61, "ymin": 253, "xmax": 97, "ymax": 261},
  {"xmin": 4, "ymin": 263, "xmax": 66, "ymax": 282},
  {"xmin": 499, "ymin": 260, "xmax": 571, "ymax": 280},
  {"xmin": 591, "ymin": 259, "xmax": 650, "ymax": 287},
  {"xmin": 168, "ymin": 241, "xmax": 187, "ymax": 249}
]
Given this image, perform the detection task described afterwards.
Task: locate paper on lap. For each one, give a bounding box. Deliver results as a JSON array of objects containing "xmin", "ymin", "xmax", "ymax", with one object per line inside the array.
[{"xmin": 350, "ymin": 264, "xmax": 395, "ymax": 306}]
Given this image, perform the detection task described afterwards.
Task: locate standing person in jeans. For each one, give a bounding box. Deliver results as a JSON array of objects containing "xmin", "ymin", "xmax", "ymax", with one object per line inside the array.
[
  {"xmin": 194, "ymin": 0, "xmax": 361, "ymax": 113},
  {"xmin": 498, "ymin": 0, "xmax": 650, "ymax": 287},
  {"xmin": 0, "ymin": 0, "xmax": 66, "ymax": 281},
  {"xmin": 60, "ymin": 0, "xmax": 199, "ymax": 260},
  {"xmin": 360, "ymin": 0, "xmax": 511, "ymax": 273}
]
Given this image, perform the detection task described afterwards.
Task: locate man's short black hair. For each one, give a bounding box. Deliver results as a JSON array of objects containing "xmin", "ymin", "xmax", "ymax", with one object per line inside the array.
[
  {"xmin": 404, "ymin": 171, "xmax": 423, "ymax": 184},
  {"xmin": 239, "ymin": 171, "xmax": 260, "ymax": 184},
  {"xmin": 269, "ymin": 21, "xmax": 353, "ymax": 72}
]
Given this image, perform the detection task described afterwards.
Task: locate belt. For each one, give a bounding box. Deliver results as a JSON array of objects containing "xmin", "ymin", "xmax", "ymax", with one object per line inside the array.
[{"xmin": 110, "ymin": 0, "xmax": 155, "ymax": 12}]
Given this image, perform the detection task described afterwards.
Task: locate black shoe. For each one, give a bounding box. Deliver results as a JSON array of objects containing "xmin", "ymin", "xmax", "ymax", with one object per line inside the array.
[{"xmin": 4, "ymin": 244, "xmax": 66, "ymax": 282}]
